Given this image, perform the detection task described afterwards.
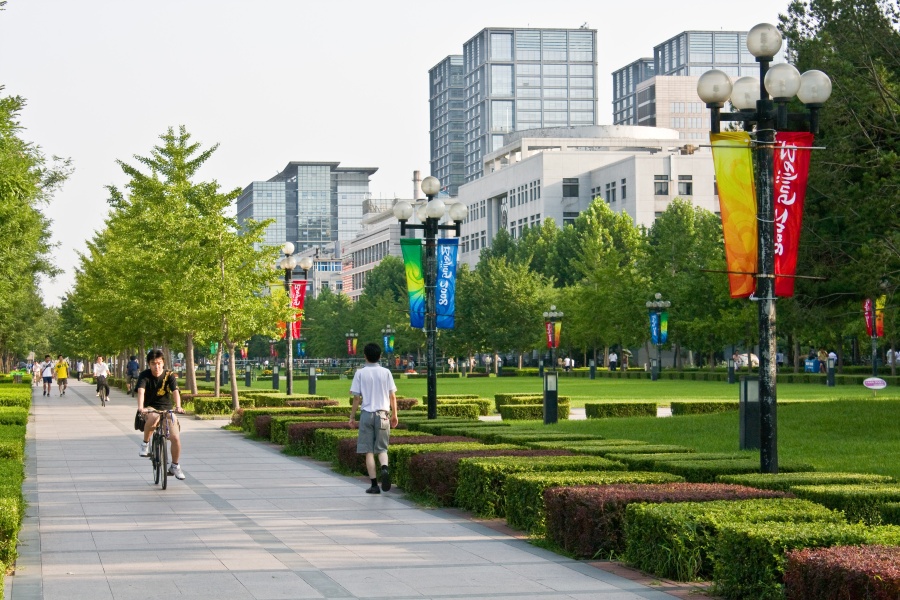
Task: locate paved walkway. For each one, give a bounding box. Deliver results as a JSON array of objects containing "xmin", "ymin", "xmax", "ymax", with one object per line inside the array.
[{"xmin": 6, "ymin": 379, "xmax": 681, "ymax": 600}]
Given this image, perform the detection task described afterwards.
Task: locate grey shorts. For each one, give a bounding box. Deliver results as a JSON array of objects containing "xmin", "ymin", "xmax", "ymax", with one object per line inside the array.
[{"xmin": 356, "ymin": 410, "xmax": 390, "ymax": 454}]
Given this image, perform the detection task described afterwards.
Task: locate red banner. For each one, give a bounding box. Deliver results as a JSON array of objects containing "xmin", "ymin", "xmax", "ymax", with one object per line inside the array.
[
  {"xmin": 288, "ymin": 280, "xmax": 307, "ymax": 338},
  {"xmin": 346, "ymin": 338, "xmax": 357, "ymax": 356},
  {"xmin": 773, "ymin": 131, "xmax": 813, "ymax": 297},
  {"xmin": 865, "ymin": 297, "xmax": 886, "ymax": 337},
  {"xmin": 545, "ymin": 321, "xmax": 561, "ymax": 349}
]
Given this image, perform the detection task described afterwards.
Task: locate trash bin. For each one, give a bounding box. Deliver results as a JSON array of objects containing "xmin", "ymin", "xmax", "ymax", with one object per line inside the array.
[{"xmin": 739, "ymin": 376, "xmax": 760, "ymax": 450}]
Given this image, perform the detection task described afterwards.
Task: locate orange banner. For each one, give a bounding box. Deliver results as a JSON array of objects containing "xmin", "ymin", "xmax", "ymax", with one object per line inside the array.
[{"xmin": 711, "ymin": 132, "xmax": 757, "ymax": 298}]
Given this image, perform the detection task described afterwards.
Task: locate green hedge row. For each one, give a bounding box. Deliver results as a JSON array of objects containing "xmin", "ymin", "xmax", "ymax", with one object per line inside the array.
[
  {"xmin": 387, "ymin": 442, "xmax": 522, "ymax": 492},
  {"xmin": 0, "ymin": 386, "xmax": 31, "ymax": 410},
  {"xmin": 790, "ymin": 483, "xmax": 900, "ymax": 525},
  {"xmin": 624, "ymin": 498, "xmax": 845, "ymax": 582},
  {"xmin": 0, "ymin": 407, "xmax": 27, "ymax": 426},
  {"xmin": 607, "ymin": 455, "xmax": 815, "ymax": 483},
  {"xmin": 494, "ymin": 394, "xmax": 571, "ymax": 413},
  {"xmin": 717, "ymin": 471, "xmax": 896, "ymax": 492},
  {"xmin": 0, "ymin": 387, "xmax": 26, "ymax": 578},
  {"xmin": 334, "ymin": 435, "xmax": 457, "ymax": 475},
  {"xmin": 585, "ymin": 402, "xmax": 656, "ymax": 418},
  {"xmin": 505, "ymin": 470, "xmax": 682, "ymax": 534},
  {"xmin": 498, "ymin": 403, "xmax": 570, "ymax": 421},
  {"xmin": 455, "ymin": 455, "xmax": 626, "ymax": 519},
  {"xmin": 403, "ymin": 403, "xmax": 481, "ymax": 419},
  {"xmin": 670, "ymin": 401, "xmax": 739, "ymax": 416}
]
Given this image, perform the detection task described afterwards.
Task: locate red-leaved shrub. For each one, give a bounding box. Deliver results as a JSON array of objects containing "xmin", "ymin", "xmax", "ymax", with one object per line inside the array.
[
  {"xmin": 336, "ymin": 436, "xmax": 477, "ymax": 475},
  {"xmin": 784, "ymin": 545, "xmax": 900, "ymax": 600},
  {"xmin": 407, "ymin": 449, "xmax": 572, "ymax": 506},
  {"xmin": 284, "ymin": 399, "xmax": 339, "ymax": 408},
  {"xmin": 254, "ymin": 415, "xmax": 273, "ymax": 439},
  {"xmin": 286, "ymin": 422, "xmax": 354, "ymax": 454},
  {"xmin": 544, "ymin": 483, "xmax": 792, "ymax": 559}
]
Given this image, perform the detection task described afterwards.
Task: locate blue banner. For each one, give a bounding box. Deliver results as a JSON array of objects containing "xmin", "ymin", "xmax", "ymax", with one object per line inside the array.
[
  {"xmin": 436, "ymin": 239, "xmax": 458, "ymax": 329},
  {"xmin": 382, "ymin": 335, "xmax": 394, "ymax": 354},
  {"xmin": 296, "ymin": 341, "xmax": 306, "ymax": 357},
  {"xmin": 649, "ymin": 312, "xmax": 660, "ymax": 345}
]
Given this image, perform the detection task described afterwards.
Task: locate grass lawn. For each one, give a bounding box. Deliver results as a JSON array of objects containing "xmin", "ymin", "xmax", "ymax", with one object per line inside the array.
[
  {"xmin": 207, "ymin": 375, "xmax": 900, "ymax": 480},
  {"xmin": 214, "ymin": 373, "xmax": 900, "ymax": 407}
]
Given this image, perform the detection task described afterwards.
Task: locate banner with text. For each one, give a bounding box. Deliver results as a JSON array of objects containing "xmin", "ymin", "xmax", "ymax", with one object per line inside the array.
[
  {"xmin": 383, "ymin": 335, "xmax": 395, "ymax": 354},
  {"xmin": 773, "ymin": 131, "xmax": 813, "ymax": 297},
  {"xmin": 545, "ymin": 321, "xmax": 562, "ymax": 348},
  {"xmin": 400, "ymin": 239, "xmax": 426, "ymax": 328},
  {"xmin": 346, "ymin": 337, "xmax": 358, "ymax": 356},
  {"xmin": 711, "ymin": 131, "xmax": 757, "ymax": 298},
  {"xmin": 289, "ymin": 280, "xmax": 308, "ymax": 338},
  {"xmin": 436, "ymin": 239, "xmax": 459, "ymax": 329},
  {"xmin": 865, "ymin": 297, "xmax": 886, "ymax": 338}
]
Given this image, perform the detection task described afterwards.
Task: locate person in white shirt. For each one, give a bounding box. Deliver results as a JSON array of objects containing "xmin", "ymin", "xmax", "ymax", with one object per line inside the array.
[
  {"xmin": 75, "ymin": 359, "xmax": 84, "ymax": 381},
  {"xmin": 349, "ymin": 343, "xmax": 398, "ymax": 495},
  {"xmin": 93, "ymin": 355, "xmax": 111, "ymax": 400},
  {"xmin": 608, "ymin": 351, "xmax": 619, "ymax": 372},
  {"xmin": 40, "ymin": 355, "xmax": 54, "ymax": 396}
]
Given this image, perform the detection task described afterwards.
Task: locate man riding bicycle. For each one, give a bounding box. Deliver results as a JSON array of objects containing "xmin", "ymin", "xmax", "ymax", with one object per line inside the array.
[
  {"xmin": 137, "ymin": 349, "xmax": 186, "ymax": 480},
  {"xmin": 126, "ymin": 355, "xmax": 140, "ymax": 395},
  {"xmin": 93, "ymin": 355, "xmax": 111, "ymax": 401}
]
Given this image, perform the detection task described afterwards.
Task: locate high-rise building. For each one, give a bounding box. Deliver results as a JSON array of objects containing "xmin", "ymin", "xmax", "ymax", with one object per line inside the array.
[
  {"xmin": 612, "ymin": 30, "xmax": 778, "ymax": 139},
  {"xmin": 236, "ymin": 161, "xmax": 377, "ymax": 254},
  {"xmin": 429, "ymin": 27, "xmax": 599, "ymax": 191},
  {"xmin": 429, "ymin": 55, "xmax": 465, "ymax": 197}
]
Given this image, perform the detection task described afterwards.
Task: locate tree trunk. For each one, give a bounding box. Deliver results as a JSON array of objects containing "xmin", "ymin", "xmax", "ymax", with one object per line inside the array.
[
  {"xmin": 185, "ymin": 332, "xmax": 197, "ymax": 394},
  {"xmin": 223, "ymin": 325, "xmax": 240, "ymax": 411},
  {"xmin": 794, "ymin": 338, "xmax": 801, "ymax": 373},
  {"xmin": 214, "ymin": 344, "xmax": 222, "ymax": 398}
]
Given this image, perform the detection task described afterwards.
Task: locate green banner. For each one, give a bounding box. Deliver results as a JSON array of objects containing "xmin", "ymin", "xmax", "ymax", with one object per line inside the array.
[{"xmin": 400, "ymin": 239, "xmax": 425, "ymax": 328}]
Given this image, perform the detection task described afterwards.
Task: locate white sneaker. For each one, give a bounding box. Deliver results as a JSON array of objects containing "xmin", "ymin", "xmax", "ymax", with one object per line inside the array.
[
  {"xmin": 168, "ymin": 463, "xmax": 185, "ymax": 480},
  {"xmin": 139, "ymin": 442, "xmax": 150, "ymax": 457}
]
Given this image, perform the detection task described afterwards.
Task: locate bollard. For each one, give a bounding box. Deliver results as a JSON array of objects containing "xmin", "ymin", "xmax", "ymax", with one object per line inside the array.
[
  {"xmin": 543, "ymin": 371, "xmax": 558, "ymax": 425},
  {"xmin": 245, "ymin": 367, "xmax": 251, "ymax": 387},
  {"xmin": 739, "ymin": 376, "xmax": 760, "ymax": 450},
  {"xmin": 589, "ymin": 360, "xmax": 596, "ymax": 380},
  {"xmin": 272, "ymin": 366, "xmax": 279, "ymax": 390},
  {"xmin": 727, "ymin": 359, "xmax": 736, "ymax": 384},
  {"xmin": 308, "ymin": 366, "xmax": 317, "ymax": 395},
  {"xmin": 205, "ymin": 367, "xmax": 210, "ymax": 383}
]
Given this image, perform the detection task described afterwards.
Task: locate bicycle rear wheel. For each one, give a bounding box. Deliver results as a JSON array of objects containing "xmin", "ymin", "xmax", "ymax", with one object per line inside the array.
[
  {"xmin": 160, "ymin": 436, "xmax": 168, "ymax": 490},
  {"xmin": 152, "ymin": 434, "xmax": 161, "ymax": 484},
  {"xmin": 100, "ymin": 388, "xmax": 107, "ymax": 407}
]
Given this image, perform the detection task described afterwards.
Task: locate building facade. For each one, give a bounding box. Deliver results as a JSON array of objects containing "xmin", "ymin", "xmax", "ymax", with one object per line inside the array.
[
  {"xmin": 612, "ymin": 30, "xmax": 777, "ymax": 139},
  {"xmin": 457, "ymin": 125, "xmax": 717, "ymax": 267},
  {"xmin": 429, "ymin": 55, "xmax": 466, "ymax": 197},
  {"xmin": 236, "ymin": 161, "xmax": 378, "ymax": 255}
]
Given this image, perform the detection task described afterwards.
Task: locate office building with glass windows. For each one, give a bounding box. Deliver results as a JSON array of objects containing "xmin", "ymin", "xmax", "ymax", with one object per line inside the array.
[
  {"xmin": 429, "ymin": 27, "xmax": 598, "ymax": 190},
  {"xmin": 236, "ymin": 161, "xmax": 377, "ymax": 255},
  {"xmin": 429, "ymin": 55, "xmax": 466, "ymax": 197},
  {"xmin": 612, "ymin": 30, "xmax": 781, "ymax": 140}
]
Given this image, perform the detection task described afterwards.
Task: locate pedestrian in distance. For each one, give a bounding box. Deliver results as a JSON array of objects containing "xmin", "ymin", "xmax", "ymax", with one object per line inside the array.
[
  {"xmin": 349, "ymin": 342, "xmax": 398, "ymax": 495},
  {"xmin": 31, "ymin": 360, "xmax": 41, "ymax": 387},
  {"xmin": 75, "ymin": 359, "xmax": 84, "ymax": 381},
  {"xmin": 608, "ymin": 350, "xmax": 618, "ymax": 372},
  {"xmin": 54, "ymin": 355, "xmax": 69, "ymax": 396},
  {"xmin": 40, "ymin": 354, "xmax": 54, "ymax": 396}
]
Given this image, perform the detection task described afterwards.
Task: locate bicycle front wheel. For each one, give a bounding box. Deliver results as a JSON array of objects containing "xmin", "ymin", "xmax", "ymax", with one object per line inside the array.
[
  {"xmin": 100, "ymin": 388, "xmax": 107, "ymax": 407},
  {"xmin": 152, "ymin": 434, "xmax": 161, "ymax": 484},
  {"xmin": 160, "ymin": 437, "xmax": 168, "ymax": 490}
]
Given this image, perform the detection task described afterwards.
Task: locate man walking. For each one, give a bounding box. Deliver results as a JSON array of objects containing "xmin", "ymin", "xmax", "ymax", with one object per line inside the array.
[
  {"xmin": 40, "ymin": 354, "xmax": 54, "ymax": 396},
  {"xmin": 75, "ymin": 359, "xmax": 84, "ymax": 381},
  {"xmin": 349, "ymin": 343, "xmax": 398, "ymax": 494},
  {"xmin": 54, "ymin": 355, "xmax": 69, "ymax": 396}
]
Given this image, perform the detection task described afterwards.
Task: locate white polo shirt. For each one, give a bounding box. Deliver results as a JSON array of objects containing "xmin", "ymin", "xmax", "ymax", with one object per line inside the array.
[{"xmin": 349, "ymin": 363, "xmax": 397, "ymax": 412}]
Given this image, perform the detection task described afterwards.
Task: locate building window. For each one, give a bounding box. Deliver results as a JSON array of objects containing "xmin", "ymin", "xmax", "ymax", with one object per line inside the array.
[
  {"xmin": 621, "ymin": 178, "xmax": 627, "ymax": 199},
  {"xmin": 654, "ymin": 175, "xmax": 669, "ymax": 196},
  {"xmin": 678, "ymin": 175, "xmax": 693, "ymax": 196},
  {"xmin": 563, "ymin": 178, "xmax": 579, "ymax": 198},
  {"xmin": 563, "ymin": 211, "xmax": 579, "ymax": 227}
]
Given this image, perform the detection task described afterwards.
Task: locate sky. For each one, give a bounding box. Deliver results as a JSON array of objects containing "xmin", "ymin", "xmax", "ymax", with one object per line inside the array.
[{"xmin": 0, "ymin": 0, "xmax": 791, "ymax": 307}]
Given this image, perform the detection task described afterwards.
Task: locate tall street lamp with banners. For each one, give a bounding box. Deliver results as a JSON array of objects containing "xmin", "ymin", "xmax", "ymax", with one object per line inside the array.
[
  {"xmin": 392, "ymin": 176, "xmax": 467, "ymax": 419},
  {"xmin": 646, "ymin": 293, "xmax": 671, "ymax": 381},
  {"xmin": 542, "ymin": 305, "xmax": 563, "ymax": 425},
  {"xmin": 697, "ymin": 23, "xmax": 830, "ymax": 473}
]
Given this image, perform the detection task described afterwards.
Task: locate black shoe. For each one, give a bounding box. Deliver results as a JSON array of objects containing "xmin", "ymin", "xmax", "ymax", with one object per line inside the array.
[
  {"xmin": 380, "ymin": 465, "xmax": 391, "ymax": 492},
  {"xmin": 366, "ymin": 484, "xmax": 381, "ymax": 494}
]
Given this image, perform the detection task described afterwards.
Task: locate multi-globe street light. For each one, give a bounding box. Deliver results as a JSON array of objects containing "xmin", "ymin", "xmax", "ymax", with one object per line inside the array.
[
  {"xmin": 392, "ymin": 176, "xmax": 467, "ymax": 419},
  {"xmin": 697, "ymin": 23, "xmax": 831, "ymax": 473},
  {"xmin": 646, "ymin": 293, "xmax": 671, "ymax": 381}
]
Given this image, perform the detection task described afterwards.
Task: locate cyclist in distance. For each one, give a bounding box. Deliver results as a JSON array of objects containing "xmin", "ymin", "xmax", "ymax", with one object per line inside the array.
[
  {"xmin": 126, "ymin": 355, "xmax": 140, "ymax": 395},
  {"xmin": 137, "ymin": 349, "xmax": 186, "ymax": 480},
  {"xmin": 93, "ymin": 355, "xmax": 111, "ymax": 400}
]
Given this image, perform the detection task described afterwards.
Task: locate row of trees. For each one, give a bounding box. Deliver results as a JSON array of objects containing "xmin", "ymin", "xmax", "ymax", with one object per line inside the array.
[{"xmin": 53, "ymin": 127, "xmax": 289, "ymax": 406}]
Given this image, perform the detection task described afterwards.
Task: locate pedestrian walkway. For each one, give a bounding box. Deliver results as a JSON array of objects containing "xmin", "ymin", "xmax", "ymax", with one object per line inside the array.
[{"xmin": 6, "ymin": 379, "xmax": 683, "ymax": 600}]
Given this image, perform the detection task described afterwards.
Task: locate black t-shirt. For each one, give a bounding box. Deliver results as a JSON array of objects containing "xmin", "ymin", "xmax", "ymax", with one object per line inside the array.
[{"xmin": 137, "ymin": 369, "xmax": 178, "ymax": 410}]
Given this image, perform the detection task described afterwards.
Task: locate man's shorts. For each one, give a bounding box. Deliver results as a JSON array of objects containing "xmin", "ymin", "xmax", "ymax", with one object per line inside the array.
[
  {"xmin": 356, "ymin": 410, "xmax": 390, "ymax": 454},
  {"xmin": 57, "ymin": 378, "xmax": 67, "ymax": 385},
  {"xmin": 42, "ymin": 376, "xmax": 52, "ymax": 384}
]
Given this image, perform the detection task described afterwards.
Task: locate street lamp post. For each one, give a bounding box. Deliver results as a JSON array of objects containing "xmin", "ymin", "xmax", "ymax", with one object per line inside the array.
[
  {"xmin": 279, "ymin": 243, "xmax": 299, "ymax": 396},
  {"xmin": 382, "ymin": 324, "xmax": 395, "ymax": 368},
  {"xmin": 646, "ymin": 293, "xmax": 671, "ymax": 382},
  {"xmin": 392, "ymin": 176, "xmax": 467, "ymax": 420},
  {"xmin": 542, "ymin": 305, "xmax": 563, "ymax": 425},
  {"xmin": 698, "ymin": 23, "xmax": 831, "ymax": 473}
]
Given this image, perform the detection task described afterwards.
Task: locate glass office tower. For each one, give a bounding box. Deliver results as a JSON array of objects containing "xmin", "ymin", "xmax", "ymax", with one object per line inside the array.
[
  {"xmin": 429, "ymin": 55, "xmax": 465, "ymax": 197},
  {"xmin": 236, "ymin": 161, "xmax": 377, "ymax": 252},
  {"xmin": 435, "ymin": 27, "xmax": 597, "ymax": 185}
]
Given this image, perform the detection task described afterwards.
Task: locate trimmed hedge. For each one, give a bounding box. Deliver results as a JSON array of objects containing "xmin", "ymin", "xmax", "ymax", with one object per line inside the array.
[
  {"xmin": 240, "ymin": 407, "xmax": 323, "ymax": 434},
  {"xmin": 624, "ymin": 498, "xmax": 845, "ymax": 582},
  {"xmin": 784, "ymin": 544, "xmax": 900, "ymax": 600},
  {"xmin": 607, "ymin": 452, "xmax": 752, "ymax": 471},
  {"xmin": 0, "ymin": 495, "xmax": 21, "ymax": 567},
  {"xmin": 387, "ymin": 442, "xmax": 522, "ymax": 492},
  {"xmin": 404, "ymin": 417, "xmax": 487, "ymax": 434},
  {"xmin": 717, "ymin": 471, "xmax": 896, "ymax": 492},
  {"xmin": 881, "ymin": 502, "xmax": 900, "ymax": 525},
  {"xmin": 404, "ymin": 403, "xmax": 482, "ymax": 419},
  {"xmin": 789, "ymin": 483, "xmax": 900, "ymax": 525},
  {"xmin": 285, "ymin": 421, "xmax": 354, "ymax": 455},
  {"xmin": 270, "ymin": 415, "xmax": 347, "ymax": 445},
  {"xmin": 0, "ymin": 426, "xmax": 26, "ymax": 461},
  {"xmin": 670, "ymin": 401, "xmax": 739, "ymax": 415},
  {"xmin": 494, "ymin": 394, "xmax": 571, "ymax": 413},
  {"xmin": 505, "ymin": 470, "xmax": 683, "ymax": 534},
  {"xmin": 436, "ymin": 398, "xmax": 493, "ymax": 416},
  {"xmin": 544, "ymin": 483, "xmax": 792, "ymax": 560},
  {"xmin": 620, "ymin": 457, "xmax": 816, "ymax": 483},
  {"xmin": 0, "ymin": 408, "xmax": 27, "ymax": 426},
  {"xmin": 406, "ymin": 449, "xmax": 572, "ymax": 506},
  {"xmin": 498, "ymin": 403, "xmax": 570, "ymax": 421},
  {"xmin": 456, "ymin": 455, "xmax": 627, "ymax": 519},
  {"xmin": 0, "ymin": 386, "xmax": 31, "ymax": 410},
  {"xmin": 713, "ymin": 521, "xmax": 900, "ymax": 600},
  {"xmin": 585, "ymin": 402, "xmax": 657, "ymax": 418}
]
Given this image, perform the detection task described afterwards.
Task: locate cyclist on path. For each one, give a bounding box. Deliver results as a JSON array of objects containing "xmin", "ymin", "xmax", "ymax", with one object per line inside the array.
[
  {"xmin": 126, "ymin": 355, "xmax": 140, "ymax": 394},
  {"xmin": 137, "ymin": 349, "xmax": 186, "ymax": 480},
  {"xmin": 93, "ymin": 355, "xmax": 111, "ymax": 400}
]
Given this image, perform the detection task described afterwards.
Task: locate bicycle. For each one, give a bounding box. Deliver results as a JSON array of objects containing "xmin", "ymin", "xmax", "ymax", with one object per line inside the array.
[
  {"xmin": 145, "ymin": 409, "xmax": 174, "ymax": 489},
  {"xmin": 97, "ymin": 375, "xmax": 108, "ymax": 407},
  {"xmin": 127, "ymin": 373, "xmax": 138, "ymax": 397}
]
